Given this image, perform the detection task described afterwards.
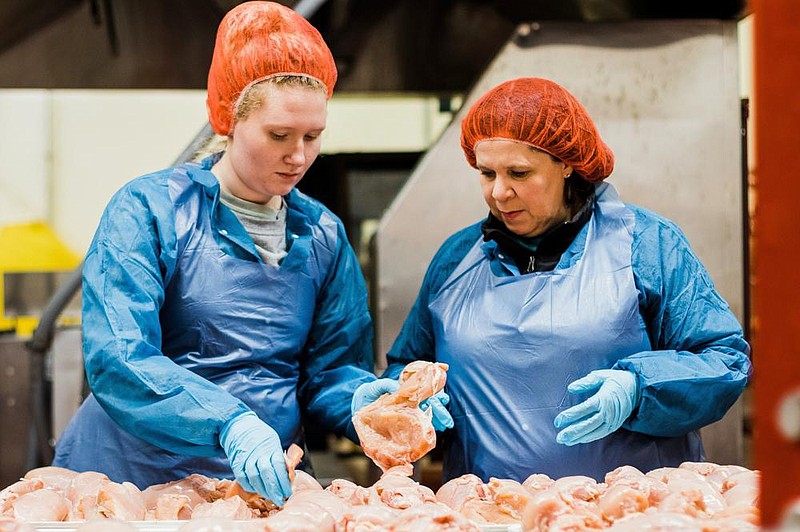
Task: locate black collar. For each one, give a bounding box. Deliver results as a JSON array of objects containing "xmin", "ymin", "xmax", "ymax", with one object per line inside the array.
[{"xmin": 481, "ymin": 194, "xmax": 595, "ymax": 273}]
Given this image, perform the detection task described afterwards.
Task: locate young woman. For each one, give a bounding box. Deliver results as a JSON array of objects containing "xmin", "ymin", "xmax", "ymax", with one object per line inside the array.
[{"xmin": 54, "ymin": 2, "xmax": 375, "ymax": 505}]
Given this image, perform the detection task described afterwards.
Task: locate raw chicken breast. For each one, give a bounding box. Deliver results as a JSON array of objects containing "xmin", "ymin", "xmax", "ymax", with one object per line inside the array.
[
  {"xmin": 93, "ymin": 482, "xmax": 147, "ymax": 520},
  {"xmin": 148, "ymin": 493, "xmax": 194, "ymax": 520},
  {"xmin": 23, "ymin": 466, "xmax": 78, "ymax": 492},
  {"xmin": 368, "ymin": 469, "xmax": 437, "ymax": 510},
  {"xmin": 436, "ymin": 474, "xmax": 489, "ymax": 511},
  {"xmin": 0, "ymin": 479, "xmax": 44, "ymax": 514},
  {"xmin": 353, "ymin": 361, "xmax": 448, "ymax": 472},
  {"xmin": 260, "ymin": 498, "xmax": 336, "ymax": 532},
  {"xmin": 522, "ymin": 474, "xmax": 554, "ymax": 494},
  {"xmin": 603, "ymin": 510, "xmax": 705, "ymax": 531},
  {"xmin": 141, "ymin": 474, "xmax": 216, "ymax": 513},
  {"xmin": 326, "ymin": 479, "xmax": 370, "ymax": 506},
  {"xmin": 5, "ymin": 489, "xmax": 70, "ymax": 521},
  {"xmin": 191, "ymin": 497, "xmax": 254, "ymax": 519},
  {"xmin": 285, "ymin": 444, "xmax": 323, "ymax": 492},
  {"xmin": 390, "ymin": 502, "xmax": 480, "ymax": 531},
  {"xmin": 286, "ymin": 490, "xmax": 349, "ymax": 522},
  {"xmin": 339, "ymin": 504, "xmax": 399, "ymax": 531}
]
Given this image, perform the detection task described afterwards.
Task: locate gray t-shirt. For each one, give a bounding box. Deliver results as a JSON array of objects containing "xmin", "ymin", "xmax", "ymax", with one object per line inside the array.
[{"xmin": 220, "ymin": 190, "xmax": 287, "ymax": 266}]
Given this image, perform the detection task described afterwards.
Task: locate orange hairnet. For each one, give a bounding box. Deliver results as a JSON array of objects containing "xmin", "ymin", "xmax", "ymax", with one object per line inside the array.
[
  {"xmin": 206, "ymin": 1, "xmax": 338, "ymax": 136},
  {"xmin": 460, "ymin": 78, "xmax": 614, "ymax": 183}
]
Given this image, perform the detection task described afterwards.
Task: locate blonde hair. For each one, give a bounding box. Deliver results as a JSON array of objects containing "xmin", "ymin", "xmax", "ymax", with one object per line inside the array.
[{"xmin": 235, "ymin": 75, "xmax": 327, "ymax": 123}]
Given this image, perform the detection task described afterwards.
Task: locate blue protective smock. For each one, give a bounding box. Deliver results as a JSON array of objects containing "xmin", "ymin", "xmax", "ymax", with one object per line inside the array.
[
  {"xmin": 385, "ymin": 183, "xmax": 751, "ymax": 483},
  {"xmin": 53, "ymin": 153, "xmax": 375, "ymax": 488}
]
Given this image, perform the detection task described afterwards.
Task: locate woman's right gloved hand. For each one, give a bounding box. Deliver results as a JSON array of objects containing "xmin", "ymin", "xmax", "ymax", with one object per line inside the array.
[
  {"xmin": 220, "ymin": 412, "xmax": 292, "ymax": 506},
  {"xmin": 351, "ymin": 378, "xmax": 454, "ymax": 431}
]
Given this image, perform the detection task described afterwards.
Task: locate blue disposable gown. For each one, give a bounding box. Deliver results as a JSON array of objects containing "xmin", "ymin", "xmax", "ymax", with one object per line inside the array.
[
  {"xmin": 53, "ymin": 153, "xmax": 376, "ymax": 488},
  {"xmin": 385, "ymin": 183, "xmax": 751, "ymax": 482}
]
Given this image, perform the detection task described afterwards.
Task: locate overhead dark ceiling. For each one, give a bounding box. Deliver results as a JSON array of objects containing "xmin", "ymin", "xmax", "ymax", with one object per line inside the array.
[
  {"xmin": 0, "ymin": 0, "xmax": 83, "ymax": 54},
  {"xmin": 0, "ymin": 0, "xmax": 748, "ymax": 91}
]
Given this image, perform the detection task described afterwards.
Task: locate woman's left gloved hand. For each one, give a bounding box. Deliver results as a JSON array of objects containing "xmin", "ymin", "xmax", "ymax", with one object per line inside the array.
[{"xmin": 554, "ymin": 369, "xmax": 640, "ymax": 446}]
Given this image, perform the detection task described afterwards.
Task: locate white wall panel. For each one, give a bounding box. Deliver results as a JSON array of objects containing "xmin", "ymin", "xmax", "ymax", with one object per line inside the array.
[
  {"xmin": 50, "ymin": 90, "xmax": 207, "ymax": 254},
  {"xmin": 3, "ymin": 89, "xmax": 449, "ymax": 255},
  {"xmin": 0, "ymin": 90, "xmax": 50, "ymax": 225}
]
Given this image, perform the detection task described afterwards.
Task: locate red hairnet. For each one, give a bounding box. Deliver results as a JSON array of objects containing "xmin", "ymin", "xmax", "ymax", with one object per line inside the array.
[
  {"xmin": 460, "ymin": 78, "xmax": 614, "ymax": 183},
  {"xmin": 206, "ymin": 1, "xmax": 338, "ymax": 136}
]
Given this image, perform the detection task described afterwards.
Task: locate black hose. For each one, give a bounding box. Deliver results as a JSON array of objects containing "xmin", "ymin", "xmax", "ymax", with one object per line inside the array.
[
  {"xmin": 25, "ymin": 263, "xmax": 83, "ymax": 466},
  {"xmin": 27, "ymin": 264, "xmax": 83, "ymax": 357}
]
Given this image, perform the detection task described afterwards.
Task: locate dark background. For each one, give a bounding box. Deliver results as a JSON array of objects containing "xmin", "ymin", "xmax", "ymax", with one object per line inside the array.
[{"xmin": 0, "ymin": 0, "xmax": 747, "ymax": 91}]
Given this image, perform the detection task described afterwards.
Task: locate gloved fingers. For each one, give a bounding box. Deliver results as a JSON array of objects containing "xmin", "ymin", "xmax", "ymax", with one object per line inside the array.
[
  {"xmin": 434, "ymin": 391, "xmax": 450, "ymax": 405},
  {"xmin": 555, "ymin": 412, "xmax": 605, "ymax": 446},
  {"xmin": 249, "ymin": 453, "xmax": 288, "ymax": 507},
  {"xmin": 419, "ymin": 391, "xmax": 449, "ymax": 411},
  {"xmin": 561, "ymin": 420, "xmax": 616, "ymax": 445},
  {"xmin": 372, "ymin": 378, "xmax": 401, "ymax": 397},
  {"xmin": 566, "ymin": 372, "xmax": 604, "ymax": 394},
  {"xmin": 243, "ymin": 455, "xmax": 270, "ymax": 501},
  {"xmin": 553, "ymin": 397, "xmax": 600, "ymax": 429},
  {"xmin": 352, "ymin": 379, "xmax": 400, "ymax": 415},
  {"xmin": 269, "ymin": 451, "xmax": 293, "ymax": 501},
  {"xmin": 428, "ymin": 396, "xmax": 454, "ymax": 431}
]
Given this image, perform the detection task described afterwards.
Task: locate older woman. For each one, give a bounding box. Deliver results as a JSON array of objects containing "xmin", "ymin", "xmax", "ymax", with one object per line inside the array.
[
  {"xmin": 353, "ymin": 77, "xmax": 751, "ymax": 483},
  {"xmin": 54, "ymin": 2, "xmax": 376, "ymax": 505}
]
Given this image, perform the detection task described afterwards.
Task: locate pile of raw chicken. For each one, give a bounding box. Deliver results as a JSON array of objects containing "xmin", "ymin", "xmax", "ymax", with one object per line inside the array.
[{"xmin": 0, "ymin": 362, "xmax": 760, "ymax": 531}]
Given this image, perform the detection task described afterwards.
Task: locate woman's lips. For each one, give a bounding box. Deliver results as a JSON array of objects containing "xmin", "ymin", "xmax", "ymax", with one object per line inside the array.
[{"xmin": 501, "ymin": 210, "xmax": 522, "ymax": 221}]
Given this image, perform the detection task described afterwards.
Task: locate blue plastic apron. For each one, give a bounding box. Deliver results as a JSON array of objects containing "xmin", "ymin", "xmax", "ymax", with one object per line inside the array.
[
  {"xmin": 54, "ymin": 172, "xmax": 327, "ymax": 488},
  {"xmin": 431, "ymin": 183, "xmax": 703, "ymax": 482}
]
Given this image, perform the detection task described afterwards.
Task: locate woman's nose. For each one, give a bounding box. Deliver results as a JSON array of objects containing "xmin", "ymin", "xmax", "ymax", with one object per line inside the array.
[
  {"xmin": 284, "ymin": 140, "xmax": 306, "ymax": 166},
  {"xmin": 492, "ymin": 175, "xmax": 514, "ymax": 201}
]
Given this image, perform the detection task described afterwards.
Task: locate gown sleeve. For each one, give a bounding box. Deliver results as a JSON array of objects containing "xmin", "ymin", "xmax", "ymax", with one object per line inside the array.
[
  {"xmin": 296, "ymin": 215, "xmax": 376, "ymax": 443},
  {"xmin": 614, "ymin": 205, "xmax": 752, "ymax": 437},
  {"xmin": 83, "ymin": 174, "xmax": 250, "ymax": 457}
]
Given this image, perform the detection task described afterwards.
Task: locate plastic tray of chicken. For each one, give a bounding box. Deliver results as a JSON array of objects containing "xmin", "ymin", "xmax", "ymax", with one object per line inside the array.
[{"xmin": 28, "ymin": 523, "xmax": 523, "ymax": 531}]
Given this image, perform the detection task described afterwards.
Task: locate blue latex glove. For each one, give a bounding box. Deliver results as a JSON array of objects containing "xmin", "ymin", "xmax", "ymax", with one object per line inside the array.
[
  {"xmin": 420, "ymin": 392, "xmax": 454, "ymax": 431},
  {"xmin": 351, "ymin": 378, "xmax": 454, "ymax": 431},
  {"xmin": 554, "ymin": 369, "xmax": 640, "ymax": 446},
  {"xmin": 220, "ymin": 412, "xmax": 292, "ymax": 506}
]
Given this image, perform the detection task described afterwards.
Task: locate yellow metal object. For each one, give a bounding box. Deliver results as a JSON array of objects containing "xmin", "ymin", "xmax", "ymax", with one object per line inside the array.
[
  {"xmin": 0, "ymin": 222, "xmax": 79, "ymax": 271},
  {"xmin": 0, "ymin": 222, "xmax": 81, "ymax": 336}
]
